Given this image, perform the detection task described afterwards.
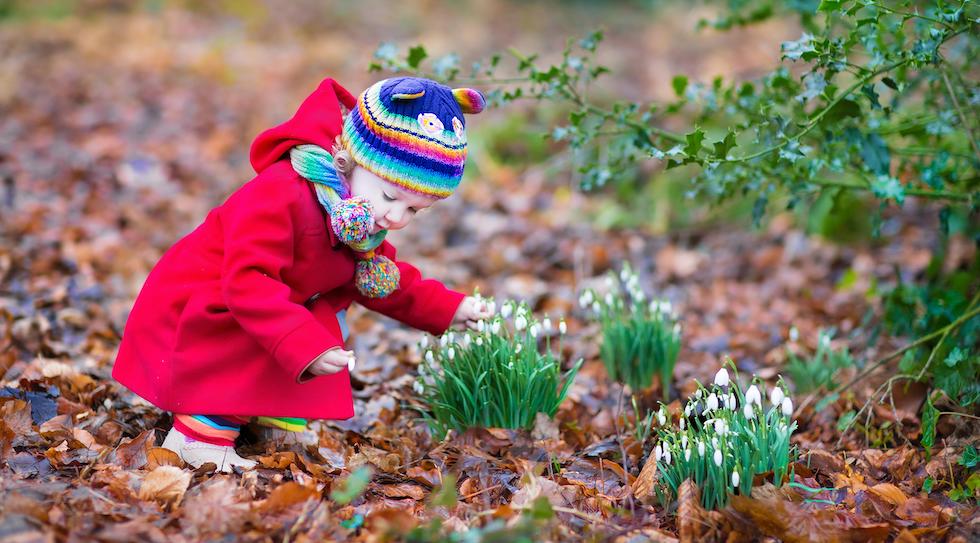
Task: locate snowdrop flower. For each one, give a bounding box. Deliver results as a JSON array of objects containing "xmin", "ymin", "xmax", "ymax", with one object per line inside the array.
[
  {"xmin": 705, "ymin": 393, "xmax": 719, "ymax": 413},
  {"xmin": 743, "ymin": 403, "xmax": 755, "ymax": 420},
  {"xmin": 491, "ymin": 321, "xmax": 501, "ymax": 335},
  {"xmin": 679, "ymin": 418, "xmax": 686, "ymax": 431},
  {"xmin": 463, "ymin": 335, "xmax": 472, "ymax": 347},
  {"xmin": 649, "ymin": 300, "xmax": 658, "ymax": 313},
  {"xmin": 634, "ymin": 290, "xmax": 645, "ymax": 303},
  {"xmin": 789, "ymin": 326, "xmax": 799, "ymax": 342},
  {"xmin": 819, "ymin": 333, "xmax": 831, "ymax": 348},
  {"xmin": 713, "ymin": 449, "xmax": 723, "ymax": 467},
  {"xmin": 477, "ymin": 320, "xmax": 486, "ymax": 333},
  {"xmin": 685, "ymin": 448, "xmax": 691, "ymax": 461},
  {"xmin": 515, "ymin": 315, "xmax": 528, "ymax": 331},
  {"xmin": 529, "ymin": 323, "xmax": 540, "ymax": 338},
  {"xmin": 697, "ymin": 440, "xmax": 705, "ymax": 457},
  {"xmin": 448, "ymin": 331, "xmax": 456, "ymax": 344},
  {"xmin": 440, "ymin": 335, "xmax": 449, "ymax": 347},
  {"xmin": 770, "ymin": 386, "xmax": 785, "ymax": 408},
  {"xmin": 487, "ymin": 300, "xmax": 497, "ymax": 315},
  {"xmin": 673, "ymin": 323, "xmax": 682, "ymax": 337},
  {"xmin": 716, "ymin": 419, "xmax": 728, "ymax": 436},
  {"xmin": 605, "ymin": 276, "xmax": 615, "ymax": 289},
  {"xmin": 501, "ymin": 302, "xmax": 513, "ymax": 319},
  {"xmin": 620, "ymin": 268, "xmax": 630, "ymax": 282},
  {"xmin": 731, "ymin": 470, "xmax": 740, "ymax": 488},
  {"xmin": 425, "ymin": 351, "xmax": 435, "ymax": 364},
  {"xmin": 476, "ymin": 337, "xmax": 484, "ymax": 346},
  {"xmin": 654, "ymin": 444, "xmax": 662, "ymax": 462},
  {"xmin": 663, "ymin": 448, "xmax": 672, "ymax": 465},
  {"xmin": 592, "ymin": 301, "xmax": 601, "ymax": 315},
  {"xmin": 515, "ymin": 343, "xmax": 523, "ymax": 354},
  {"xmin": 420, "ymin": 335, "xmax": 429, "ymax": 349},
  {"xmin": 684, "ymin": 402, "xmax": 694, "ymax": 417},
  {"xmin": 681, "ymin": 435, "xmax": 688, "ymax": 449},
  {"xmin": 413, "ymin": 381, "xmax": 424, "ymax": 394},
  {"xmin": 542, "ymin": 317, "xmax": 552, "ymax": 332},
  {"xmin": 558, "ymin": 320, "xmax": 567, "ymax": 335},
  {"xmin": 579, "ymin": 291, "xmax": 593, "ymax": 308},
  {"xmin": 745, "ymin": 385, "xmax": 762, "ymax": 407},
  {"xmin": 657, "ymin": 407, "xmax": 667, "ymax": 426},
  {"xmin": 447, "ymin": 347, "xmax": 455, "ymax": 361},
  {"xmin": 714, "ymin": 368, "xmax": 730, "ymax": 388},
  {"xmin": 726, "ymin": 393, "xmax": 737, "ymax": 411},
  {"xmin": 782, "ymin": 397, "xmax": 794, "ymax": 417},
  {"xmin": 604, "ymin": 292, "xmax": 614, "ymax": 306},
  {"xmin": 658, "ymin": 301, "xmax": 673, "ymax": 315}
]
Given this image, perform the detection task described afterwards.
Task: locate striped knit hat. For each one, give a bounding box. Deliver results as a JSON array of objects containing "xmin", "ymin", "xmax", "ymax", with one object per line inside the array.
[{"xmin": 341, "ymin": 77, "xmax": 486, "ymax": 199}]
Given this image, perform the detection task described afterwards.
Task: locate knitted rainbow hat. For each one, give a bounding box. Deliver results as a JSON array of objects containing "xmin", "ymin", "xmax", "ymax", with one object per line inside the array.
[{"xmin": 341, "ymin": 77, "xmax": 486, "ymax": 199}]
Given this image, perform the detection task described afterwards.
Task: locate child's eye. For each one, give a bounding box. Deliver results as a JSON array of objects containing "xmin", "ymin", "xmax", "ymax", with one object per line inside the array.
[{"xmin": 383, "ymin": 192, "xmax": 396, "ymax": 202}]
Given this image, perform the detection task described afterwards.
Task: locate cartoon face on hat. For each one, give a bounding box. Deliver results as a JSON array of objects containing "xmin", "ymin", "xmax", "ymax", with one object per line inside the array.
[{"xmin": 341, "ymin": 77, "xmax": 486, "ymax": 199}]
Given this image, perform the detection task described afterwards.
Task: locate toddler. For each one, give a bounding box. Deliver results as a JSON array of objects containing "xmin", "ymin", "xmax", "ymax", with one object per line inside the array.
[{"xmin": 112, "ymin": 76, "xmax": 490, "ymax": 472}]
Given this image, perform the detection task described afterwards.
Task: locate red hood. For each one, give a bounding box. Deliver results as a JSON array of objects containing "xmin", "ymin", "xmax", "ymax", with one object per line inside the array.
[{"xmin": 249, "ymin": 78, "xmax": 358, "ymax": 174}]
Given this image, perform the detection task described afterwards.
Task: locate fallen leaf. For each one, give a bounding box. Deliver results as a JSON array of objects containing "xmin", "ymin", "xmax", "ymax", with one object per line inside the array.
[{"xmin": 138, "ymin": 466, "xmax": 191, "ymax": 506}]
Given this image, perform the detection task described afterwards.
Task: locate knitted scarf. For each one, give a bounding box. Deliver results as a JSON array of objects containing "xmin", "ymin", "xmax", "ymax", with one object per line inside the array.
[{"xmin": 289, "ymin": 144, "xmax": 400, "ymax": 298}]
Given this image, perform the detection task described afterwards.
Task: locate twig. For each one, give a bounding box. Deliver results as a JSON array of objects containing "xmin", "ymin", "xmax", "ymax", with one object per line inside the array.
[
  {"xmin": 938, "ymin": 411, "xmax": 980, "ymax": 421},
  {"xmin": 917, "ymin": 291, "xmax": 980, "ymax": 381}
]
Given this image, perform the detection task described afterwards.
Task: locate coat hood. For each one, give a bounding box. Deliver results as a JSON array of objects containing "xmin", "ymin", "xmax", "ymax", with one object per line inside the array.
[{"xmin": 249, "ymin": 78, "xmax": 358, "ymax": 174}]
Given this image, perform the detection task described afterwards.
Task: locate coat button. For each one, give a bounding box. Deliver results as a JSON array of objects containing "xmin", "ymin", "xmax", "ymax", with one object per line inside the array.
[{"xmin": 304, "ymin": 292, "xmax": 322, "ymax": 308}]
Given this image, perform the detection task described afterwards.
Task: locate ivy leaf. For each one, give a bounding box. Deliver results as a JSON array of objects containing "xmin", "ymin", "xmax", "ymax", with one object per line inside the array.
[
  {"xmin": 712, "ymin": 129, "xmax": 738, "ymax": 159},
  {"xmin": 871, "ymin": 175, "xmax": 905, "ymax": 205},
  {"xmin": 921, "ymin": 395, "xmax": 938, "ymax": 457},
  {"xmin": 406, "ymin": 45, "xmax": 428, "ymax": 70},
  {"xmin": 960, "ymin": 445, "xmax": 979, "ymax": 469},
  {"xmin": 330, "ymin": 466, "xmax": 373, "ymax": 505}
]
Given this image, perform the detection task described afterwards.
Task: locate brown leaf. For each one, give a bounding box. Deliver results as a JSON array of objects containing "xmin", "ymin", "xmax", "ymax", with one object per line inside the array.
[
  {"xmin": 146, "ymin": 447, "xmax": 183, "ymax": 470},
  {"xmin": 379, "ymin": 483, "xmax": 426, "ymax": 500},
  {"xmin": 869, "ymin": 483, "xmax": 908, "ymax": 507},
  {"xmin": 138, "ymin": 465, "xmax": 191, "ymax": 506},
  {"xmin": 727, "ymin": 493, "xmax": 891, "ymax": 542},
  {"xmin": 632, "ymin": 453, "xmax": 659, "ymax": 502},
  {"xmin": 110, "ymin": 429, "xmax": 155, "ymax": 469},
  {"xmin": 259, "ymin": 481, "xmax": 319, "ymax": 513},
  {"xmin": 894, "ymin": 497, "xmax": 942, "ymax": 526},
  {"xmin": 677, "ymin": 480, "xmax": 707, "ymax": 543}
]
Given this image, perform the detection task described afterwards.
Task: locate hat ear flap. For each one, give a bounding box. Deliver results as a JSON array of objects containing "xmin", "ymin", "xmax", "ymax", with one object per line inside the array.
[
  {"xmin": 452, "ymin": 88, "xmax": 486, "ymax": 114},
  {"xmin": 389, "ymin": 78, "xmax": 427, "ymax": 101}
]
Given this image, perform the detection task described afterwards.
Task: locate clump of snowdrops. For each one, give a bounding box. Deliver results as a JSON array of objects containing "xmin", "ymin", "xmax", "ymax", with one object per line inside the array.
[
  {"xmin": 415, "ymin": 297, "xmax": 582, "ymax": 439},
  {"xmin": 580, "ymin": 263, "xmax": 681, "ymax": 399},
  {"xmin": 651, "ymin": 364, "xmax": 798, "ymax": 510}
]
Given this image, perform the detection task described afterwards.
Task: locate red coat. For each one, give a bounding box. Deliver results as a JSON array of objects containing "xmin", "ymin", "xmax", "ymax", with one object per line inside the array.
[{"xmin": 112, "ymin": 78, "xmax": 465, "ymax": 419}]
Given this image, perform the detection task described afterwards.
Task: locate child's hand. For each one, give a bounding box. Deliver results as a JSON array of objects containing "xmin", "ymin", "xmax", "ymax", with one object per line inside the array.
[
  {"xmin": 452, "ymin": 296, "xmax": 493, "ymax": 330},
  {"xmin": 303, "ymin": 347, "xmax": 356, "ymax": 379}
]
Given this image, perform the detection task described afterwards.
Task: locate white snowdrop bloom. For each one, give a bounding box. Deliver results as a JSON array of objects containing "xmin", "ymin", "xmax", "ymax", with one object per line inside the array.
[
  {"xmin": 657, "ymin": 407, "xmax": 667, "ymax": 426},
  {"xmin": 448, "ymin": 331, "xmax": 456, "ymax": 344},
  {"xmin": 684, "ymin": 402, "xmax": 694, "ymax": 417},
  {"xmin": 697, "ymin": 440, "xmax": 705, "ymax": 457},
  {"xmin": 782, "ymin": 397, "xmax": 794, "ymax": 417},
  {"xmin": 487, "ymin": 300, "xmax": 496, "ymax": 315},
  {"xmin": 634, "ymin": 291, "xmax": 645, "ymax": 303},
  {"xmin": 745, "ymin": 385, "xmax": 762, "ymax": 407},
  {"xmin": 654, "ymin": 444, "xmax": 662, "ymax": 462},
  {"xmin": 477, "ymin": 320, "xmax": 486, "ymax": 333},
  {"xmin": 789, "ymin": 326, "xmax": 799, "ymax": 342},
  {"xmin": 714, "ymin": 368, "xmax": 730, "ymax": 388},
  {"xmin": 685, "ymin": 448, "xmax": 691, "ymax": 461},
  {"xmin": 604, "ymin": 292, "xmax": 614, "ymax": 306},
  {"xmin": 491, "ymin": 321, "xmax": 501, "ymax": 335},
  {"xmin": 770, "ymin": 386, "xmax": 785, "ymax": 407},
  {"xmin": 620, "ymin": 268, "xmax": 630, "ymax": 282},
  {"xmin": 716, "ymin": 419, "xmax": 728, "ymax": 436},
  {"xmin": 542, "ymin": 317, "xmax": 552, "ymax": 332},
  {"xmin": 476, "ymin": 337, "xmax": 484, "ymax": 346},
  {"xmin": 559, "ymin": 320, "xmax": 567, "ymax": 335},
  {"xmin": 695, "ymin": 388, "xmax": 704, "ymax": 399},
  {"xmin": 663, "ymin": 448, "xmax": 672, "ymax": 465},
  {"xmin": 714, "ymin": 449, "xmax": 723, "ymax": 467},
  {"xmin": 659, "ymin": 301, "xmax": 673, "ymax": 315},
  {"xmin": 681, "ymin": 435, "xmax": 688, "ymax": 449},
  {"xmin": 706, "ymin": 393, "xmax": 719, "ymax": 413},
  {"xmin": 515, "ymin": 315, "xmax": 527, "ymax": 331},
  {"xmin": 463, "ymin": 335, "xmax": 472, "ymax": 347},
  {"xmin": 679, "ymin": 418, "xmax": 686, "ymax": 431},
  {"xmin": 711, "ymin": 437, "xmax": 718, "ymax": 448},
  {"xmin": 501, "ymin": 302, "xmax": 513, "ymax": 319},
  {"xmin": 726, "ymin": 393, "xmax": 737, "ymax": 411},
  {"xmin": 420, "ymin": 335, "xmax": 429, "ymax": 349},
  {"xmin": 440, "ymin": 334, "xmax": 449, "ymax": 347},
  {"xmin": 743, "ymin": 403, "xmax": 755, "ymax": 420},
  {"xmin": 673, "ymin": 323, "xmax": 682, "ymax": 337},
  {"xmin": 605, "ymin": 276, "xmax": 616, "ymax": 288},
  {"xmin": 819, "ymin": 332, "xmax": 831, "ymax": 348},
  {"xmin": 515, "ymin": 343, "xmax": 523, "ymax": 354},
  {"xmin": 592, "ymin": 301, "xmax": 601, "ymax": 315},
  {"xmin": 530, "ymin": 324, "xmax": 540, "ymax": 338},
  {"xmin": 649, "ymin": 300, "xmax": 658, "ymax": 313},
  {"xmin": 425, "ymin": 351, "xmax": 435, "ymax": 364},
  {"xmin": 413, "ymin": 381, "xmax": 424, "ymax": 394},
  {"xmin": 731, "ymin": 470, "xmax": 740, "ymax": 488},
  {"xmin": 447, "ymin": 348, "xmax": 455, "ymax": 360}
]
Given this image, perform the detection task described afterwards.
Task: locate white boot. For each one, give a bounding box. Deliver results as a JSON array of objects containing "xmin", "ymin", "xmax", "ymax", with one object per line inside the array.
[
  {"xmin": 252, "ymin": 425, "xmax": 319, "ymax": 447},
  {"xmin": 161, "ymin": 427, "xmax": 257, "ymax": 473}
]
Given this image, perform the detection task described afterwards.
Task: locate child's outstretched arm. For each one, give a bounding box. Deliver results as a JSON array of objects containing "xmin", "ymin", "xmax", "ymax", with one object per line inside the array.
[
  {"xmin": 355, "ymin": 240, "xmax": 470, "ymax": 336},
  {"xmin": 219, "ymin": 179, "xmax": 344, "ymax": 382}
]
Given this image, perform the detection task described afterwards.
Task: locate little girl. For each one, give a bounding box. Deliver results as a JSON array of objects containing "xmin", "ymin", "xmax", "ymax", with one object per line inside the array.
[{"xmin": 112, "ymin": 76, "xmax": 491, "ymax": 472}]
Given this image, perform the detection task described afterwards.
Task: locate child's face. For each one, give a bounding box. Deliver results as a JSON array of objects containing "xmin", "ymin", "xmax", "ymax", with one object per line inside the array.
[{"xmin": 348, "ymin": 167, "xmax": 437, "ymax": 233}]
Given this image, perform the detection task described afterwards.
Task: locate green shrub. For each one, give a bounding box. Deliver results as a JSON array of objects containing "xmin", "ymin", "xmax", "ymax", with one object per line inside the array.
[
  {"xmin": 581, "ymin": 263, "xmax": 681, "ymax": 399},
  {"xmin": 652, "ymin": 364, "xmax": 798, "ymax": 510},
  {"xmin": 785, "ymin": 328, "xmax": 858, "ymax": 394},
  {"xmin": 414, "ymin": 300, "xmax": 582, "ymax": 439}
]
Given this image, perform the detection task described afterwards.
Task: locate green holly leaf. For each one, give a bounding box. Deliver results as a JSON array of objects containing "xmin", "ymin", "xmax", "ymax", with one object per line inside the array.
[
  {"xmin": 818, "ymin": 0, "xmax": 846, "ymax": 12},
  {"xmin": 944, "ymin": 347, "xmax": 968, "ymax": 368},
  {"xmin": 672, "ymin": 75, "xmax": 688, "ymax": 97},
  {"xmin": 713, "ymin": 129, "xmax": 738, "ymax": 159},
  {"xmin": 683, "ymin": 127, "xmax": 705, "ymax": 157},
  {"xmin": 871, "ymin": 175, "xmax": 906, "ymax": 205},
  {"xmin": 960, "ymin": 445, "xmax": 979, "ymax": 469},
  {"xmin": 406, "ymin": 45, "xmax": 428, "ymax": 70},
  {"xmin": 330, "ymin": 466, "xmax": 373, "ymax": 505}
]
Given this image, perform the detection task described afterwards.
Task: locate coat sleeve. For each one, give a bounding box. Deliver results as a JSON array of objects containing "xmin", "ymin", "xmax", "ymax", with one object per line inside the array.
[
  {"xmin": 219, "ymin": 179, "xmax": 344, "ymax": 382},
  {"xmin": 354, "ymin": 240, "xmax": 466, "ymax": 335}
]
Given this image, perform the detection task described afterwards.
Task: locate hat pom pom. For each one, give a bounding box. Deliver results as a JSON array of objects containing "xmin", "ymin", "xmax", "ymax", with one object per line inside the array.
[
  {"xmin": 331, "ymin": 197, "xmax": 374, "ymax": 244},
  {"xmin": 355, "ymin": 255, "xmax": 400, "ymax": 298}
]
